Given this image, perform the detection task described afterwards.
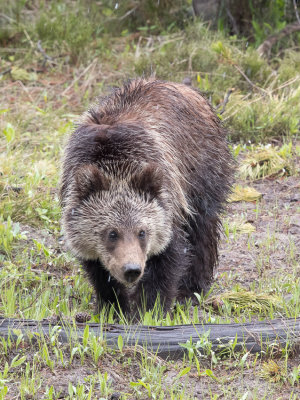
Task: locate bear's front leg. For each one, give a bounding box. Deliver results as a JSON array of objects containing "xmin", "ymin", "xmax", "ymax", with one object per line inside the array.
[
  {"xmin": 81, "ymin": 259, "xmax": 130, "ymax": 315},
  {"xmin": 133, "ymin": 234, "xmax": 188, "ymax": 313}
]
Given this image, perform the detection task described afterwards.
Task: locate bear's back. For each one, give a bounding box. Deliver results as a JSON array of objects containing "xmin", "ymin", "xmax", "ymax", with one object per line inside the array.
[
  {"xmin": 63, "ymin": 78, "xmax": 233, "ymax": 219},
  {"xmin": 85, "ymin": 78, "xmax": 228, "ymax": 177}
]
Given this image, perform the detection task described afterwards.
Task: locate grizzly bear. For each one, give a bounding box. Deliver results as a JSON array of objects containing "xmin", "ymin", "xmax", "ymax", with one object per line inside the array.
[{"xmin": 60, "ymin": 78, "xmax": 234, "ymax": 315}]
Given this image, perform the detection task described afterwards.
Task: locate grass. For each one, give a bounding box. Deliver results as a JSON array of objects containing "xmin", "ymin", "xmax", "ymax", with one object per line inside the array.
[
  {"xmin": 133, "ymin": 22, "xmax": 300, "ymax": 142},
  {"xmin": 229, "ymin": 185, "xmax": 262, "ymax": 202},
  {"xmin": 1, "ymin": 2, "xmax": 300, "ymax": 141},
  {"xmin": 238, "ymin": 142, "xmax": 297, "ymax": 181},
  {"xmin": 0, "ymin": 0, "xmax": 299, "ymax": 398}
]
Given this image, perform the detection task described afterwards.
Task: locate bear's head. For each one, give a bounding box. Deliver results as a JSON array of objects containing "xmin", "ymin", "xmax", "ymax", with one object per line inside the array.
[{"xmin": 62, "ymin": 163, "xmax": 172, "ymax": 286}]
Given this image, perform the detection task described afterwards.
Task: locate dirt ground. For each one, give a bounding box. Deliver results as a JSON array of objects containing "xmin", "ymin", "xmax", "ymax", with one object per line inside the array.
[{"xmin": 219, "ymin": 173, "xmax": 300, "ymax": 290}]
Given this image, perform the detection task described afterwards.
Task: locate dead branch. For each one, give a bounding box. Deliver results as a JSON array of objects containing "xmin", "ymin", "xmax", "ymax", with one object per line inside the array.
[
  {"xmin": 119, "ymin": 7, "xmax": 137, "ymax": 21},
  {"xmin": 233, "ymin": 64, "xmax": 267, "ymax": 94},
  {"xmin": 293, "ymin": 0, "xmax": 300, "ymax": 25},
  {"xmin": 217, "ymin": 88, "xmax": 235, "ymax": 114},
  {"xmin": 37, "ymin": 40, "xmax": 55, "ymax": 67},
  {"xmin": 0, "ymin": 68, "xmax": 12, "ymax": 78},
  {"xmin": 226, "ymin": 7, "xmax": 239, "ymax": 36},
  {"xmin": 61, "ymin": 60, "xmax": 97, "ymax": 96},
  {"xmin": 257, "ymin": 22, "xmax": 300, "ymax": 58}
]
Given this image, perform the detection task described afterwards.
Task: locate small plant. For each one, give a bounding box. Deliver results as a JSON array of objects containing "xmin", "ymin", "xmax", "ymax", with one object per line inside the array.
[
  {"xmin": 0, "ymin": 353, "xmax": 27, "ymax": 398},
  {"xmin": 19, "ymin": 362, "xmax": 42, "ymax": 399},
  {"xmin": 97, "ymin": 371, "xmax": 111, "ymax": 398},
  {"xmin": 260, "ymin": 360, "xmax": 284, "ymax": 382},
  {"xmin": 181, "ymin": 330, "xmax": 218, "ymax": 372},
  {"xmin": 2, "ymin": 122, "xmax": 16, "ymax": 144},
  {"xmin": 41, "ymin": 342, "xmax": 55, "ymax": 371},
  {"xmin": 117, "ymin": 334, "xmax": 124, "ymax": 354},
  {"xmin": 88, "ymin": 336, "xmax": 105, "ymax": 365},
  {"xmin": 289, "ymin": 365, "xmax": 300, "ymax": 386},
  {"xmin": 0, "ymin": 216, "xmax": 26, "ymax": 258}
]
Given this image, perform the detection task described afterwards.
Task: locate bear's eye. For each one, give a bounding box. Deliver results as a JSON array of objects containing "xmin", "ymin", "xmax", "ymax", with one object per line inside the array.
[
  {"xmin": 108, "ymin": 230, "xmax": 118, "ymax": 241},
  {"xmin": 138, "ymin": 230, "xmax": 146, "ymax": 239}
]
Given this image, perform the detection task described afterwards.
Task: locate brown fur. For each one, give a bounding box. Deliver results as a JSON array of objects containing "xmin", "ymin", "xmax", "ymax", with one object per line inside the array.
[{"xmin": 60, "ymin": 78, "xmax": 234, "ymax": 314}]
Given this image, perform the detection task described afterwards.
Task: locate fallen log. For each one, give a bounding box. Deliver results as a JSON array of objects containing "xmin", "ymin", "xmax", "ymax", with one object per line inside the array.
[
  {"xmin": 0, "ymin": 317, "xmax": 299, "ymax": 360},
  {"xmin": 257, "ymin": 22, "xmax": 300, "ymax": 57}
]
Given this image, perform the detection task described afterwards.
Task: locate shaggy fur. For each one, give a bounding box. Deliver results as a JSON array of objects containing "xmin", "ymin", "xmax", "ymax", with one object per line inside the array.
[{"xmin": 60, "ymin": 78, "xmax": 234, "ymax": 314}]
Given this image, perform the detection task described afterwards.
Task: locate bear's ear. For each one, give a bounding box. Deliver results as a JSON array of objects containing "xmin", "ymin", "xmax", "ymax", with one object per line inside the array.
[
  {"xmin": 133, "ymin": 164, "xmax": 163, "ymax": 199},
  {"xmin": 75, "ymin": 165, "xmax": 110, "ymax": 199}
]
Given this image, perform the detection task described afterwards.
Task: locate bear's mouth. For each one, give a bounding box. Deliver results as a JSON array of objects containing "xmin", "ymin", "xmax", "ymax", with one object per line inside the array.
[{"xmin": 107, "ymin": 268, "xmax": 143, "ymax": 288}]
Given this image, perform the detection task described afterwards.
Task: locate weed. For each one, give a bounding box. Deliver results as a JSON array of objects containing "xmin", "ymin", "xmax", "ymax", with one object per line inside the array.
[
  {"xmin": 260, "ymin": 360, "xmax": 285, "ymax": 382},
  {"xmin": 36, "ymin": 4, "xmax": 95, "ymax": 64},
  {"xmin": 289, "ymin": 365, "xmax": 300, "ymax": 386},
  {"xmin": 0, "ymin": 216, "xmax": 26, "ymax": 258}
]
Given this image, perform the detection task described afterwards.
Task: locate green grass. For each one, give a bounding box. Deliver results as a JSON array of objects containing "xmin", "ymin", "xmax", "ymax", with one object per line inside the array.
[{"xmin": 133, "ymin": 22, "xmax": 300, "ymax": 141}]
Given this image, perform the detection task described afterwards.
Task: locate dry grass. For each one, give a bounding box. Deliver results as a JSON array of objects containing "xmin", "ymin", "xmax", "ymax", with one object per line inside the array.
[
  {"xmin": 239, "ymin": 146, "xmax": 294, "ymax": 181},
  {"xmin": 207, "ymin": 290, "xmax": 283, "ymax": 315},
  {"xmin": 229, "ymin": 185, "xmax": 262, "ymax": 202}
]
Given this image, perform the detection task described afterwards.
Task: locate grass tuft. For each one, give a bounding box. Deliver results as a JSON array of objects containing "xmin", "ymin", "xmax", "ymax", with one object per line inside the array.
[
  {"xmin": 229, "ymin": 185, "xmax": 262, "ymax": 202},
  {"xmin": 260, "ymin": 360, "xmax": 285, "ymax": 383},
  {"xmin": 207, "ymin": 290, "xmax": 283, "ymax": 316},
  {"xmin": 239, "ymin": 143, "xmax": 295, "ymax": 180}
]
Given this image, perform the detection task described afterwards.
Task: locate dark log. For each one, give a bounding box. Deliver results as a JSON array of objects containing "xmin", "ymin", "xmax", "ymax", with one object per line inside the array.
[{"xmin": 0, "ymin": 317, "xmax": 299, "ymax": 360}]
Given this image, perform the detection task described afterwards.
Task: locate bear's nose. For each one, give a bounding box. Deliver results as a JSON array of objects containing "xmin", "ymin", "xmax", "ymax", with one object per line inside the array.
[{"xmin": 123, "ymin": 263, "xmax": 142, "ymax": 283}]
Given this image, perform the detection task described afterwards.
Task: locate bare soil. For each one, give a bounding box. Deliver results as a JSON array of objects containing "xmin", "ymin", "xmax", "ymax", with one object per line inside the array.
[{"xmin": 219, "ymin": 173, "xmax": 300, "ymax": 290}]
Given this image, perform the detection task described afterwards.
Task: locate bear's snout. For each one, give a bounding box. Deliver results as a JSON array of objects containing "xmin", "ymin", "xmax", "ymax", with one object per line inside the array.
[{"xmin": 123, "ymin": 263, "xmax": 142, "ymax": 283}]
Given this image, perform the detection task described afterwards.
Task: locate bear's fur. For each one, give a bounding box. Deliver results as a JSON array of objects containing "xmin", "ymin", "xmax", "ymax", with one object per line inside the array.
[{"xmin": 60, "ymin": 78, "xmax": 234, "ymax": 314}]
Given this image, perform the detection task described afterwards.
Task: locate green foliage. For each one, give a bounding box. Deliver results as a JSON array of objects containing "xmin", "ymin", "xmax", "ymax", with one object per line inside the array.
[
  {"xmin": 0, "ymin": 0, "xmax": 27, "ymax": 43},
  {"xmin": 277, "ymin": 51, "xmax": 300, "ymax": 82},
  {"xmin": 2, "ymin": 123, "xmax": 15, "ymax": 144},
  {"xmin": 213, "ymin": 0, "xmax": 295, "ymax": 46},
  {"xmin": 103, "ymin": 0, "xmax": 189, "ymax": 35},
  {"xmin": 0, "ymin": 216, "xmax": 26, "ymax": 258},
  {"xmin": 134, "ymin": 20, "xmax": 300, "ymax": 141},
  {"xmin": 251, "ymin": 0, "xmax": 287, "ymax": 46},
  {"xmin": 226, "ymin": 86, "xmax": 300, "ymax": 141},
  {"xmin": 35, "ymin": 3, "xmax": 95, "ymax": 64}
]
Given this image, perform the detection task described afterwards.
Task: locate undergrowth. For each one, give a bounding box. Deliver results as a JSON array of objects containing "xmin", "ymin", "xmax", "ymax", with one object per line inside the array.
[{"xmin": 1, "ymin": 2, "xmax": 299, "ymax": 141}]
